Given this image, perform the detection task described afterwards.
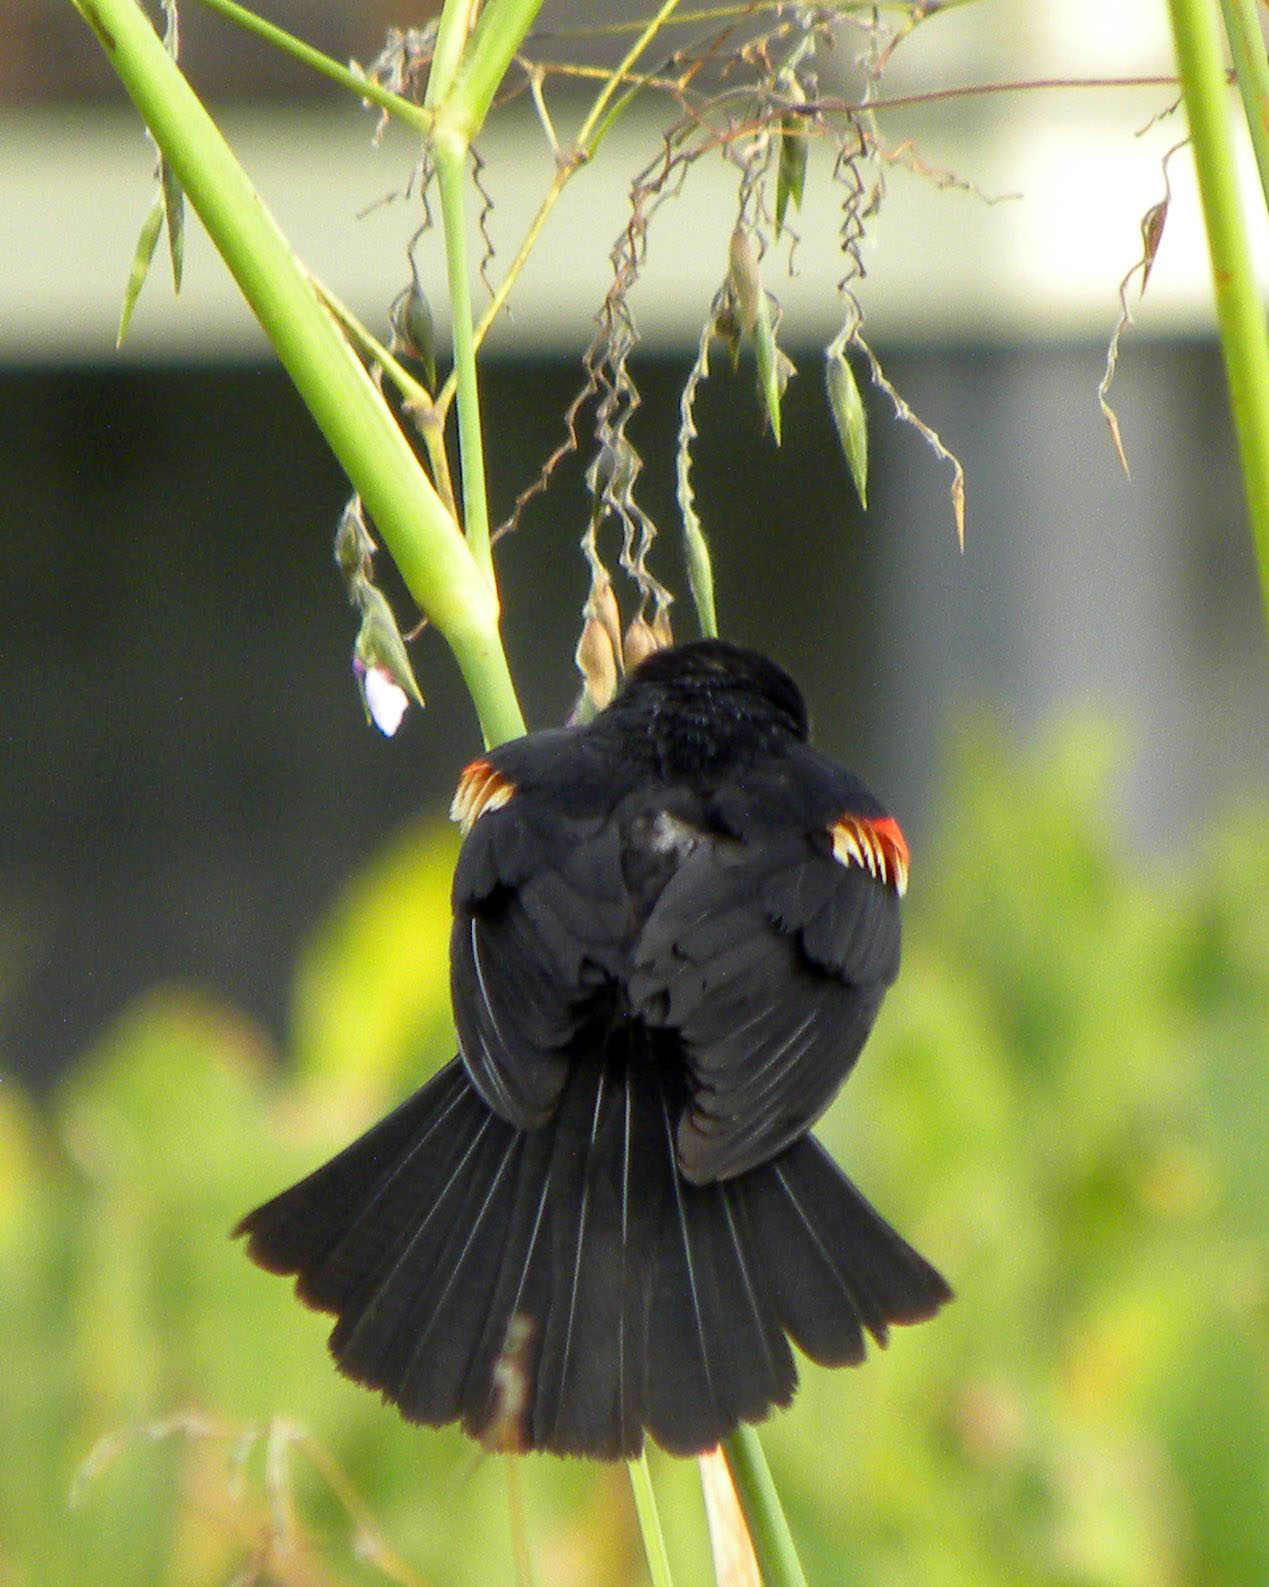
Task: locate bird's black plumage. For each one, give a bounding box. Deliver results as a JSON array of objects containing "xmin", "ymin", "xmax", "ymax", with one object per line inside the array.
[{"xmin": 237, "ymin": 639, "xmax": 950, "ymax": 1458}]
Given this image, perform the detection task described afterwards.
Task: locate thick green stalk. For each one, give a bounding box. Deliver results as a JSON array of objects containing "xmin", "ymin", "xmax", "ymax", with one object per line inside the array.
[
  {"xmin": 72, "ymin": 0, "xmax": 525, "ymax": 744},
  {"xmin": 626, "ymin": 1452, "xmax": 676, "ymax": 1587},
  {"xmin": 722, "ymin": 1427, "xmax": 810, "ymax": 1587},
  {"xmin": 1167, "ymin": 0, "xmax": 1269, "ymax": 622},
  {"xmin": 1217, "ymin": 0, "xmax": 1269, "ymax": 208},
  {"xmin": 434, "ymin": 134, "xmax": 495, "ymax": 586}
]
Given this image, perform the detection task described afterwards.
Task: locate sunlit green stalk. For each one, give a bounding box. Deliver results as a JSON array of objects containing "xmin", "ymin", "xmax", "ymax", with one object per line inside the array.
[
  {"xmin": 71, "ymin": 0, "xmax": 525, "ymax": 745},
  {"xmin": 1167, "ymin": 0, "xmax": 1269, "ymax": 623},
  {"xmin": 627, "ymin": 1452, "xmax": 676, "ymax": 1587},
  {"xmin": 722, "ymin": 1426, "xmax": 810, "ymax": 1587},
  {"xmin": 1217, "ymin": 0, "xmax": 1269, "ymax": 207}
]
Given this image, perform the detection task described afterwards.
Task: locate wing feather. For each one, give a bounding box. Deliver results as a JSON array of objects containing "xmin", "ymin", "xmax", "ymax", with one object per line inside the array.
[{"xmin": 632, "ymin": 809, "xmax": 902, "ymax": 1184}]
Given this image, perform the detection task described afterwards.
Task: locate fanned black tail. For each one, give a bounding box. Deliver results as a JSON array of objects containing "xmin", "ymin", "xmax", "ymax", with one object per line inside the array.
[{"xmin": 237, "ymin": 1055, "xmax": 950, "ymax": 1459}]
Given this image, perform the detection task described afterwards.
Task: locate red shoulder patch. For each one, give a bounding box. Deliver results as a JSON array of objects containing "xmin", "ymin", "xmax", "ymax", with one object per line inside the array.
[
  {"xmin": 451, "ymin": 757, "xmax": 516, "ymax": 835},
  {"xmin": 829, "ymin": 812, "xmax": 910, "ymax": 896}
]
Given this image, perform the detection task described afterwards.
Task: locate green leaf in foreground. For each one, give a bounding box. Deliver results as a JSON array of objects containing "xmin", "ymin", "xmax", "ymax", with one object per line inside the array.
[
  {"xmin": 116, "ymin": 194, "xmax": 165, "ymax": 347},
  {"xmin": 826, "ymin": 344, "xmax": 869, "ymax": 508}
]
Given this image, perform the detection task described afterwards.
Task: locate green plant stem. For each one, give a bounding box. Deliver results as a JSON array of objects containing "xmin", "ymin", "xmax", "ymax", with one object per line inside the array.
[
  {"xmin": 722, "ymin": 1427, "xmax": 810, "ymax": 1587},
  {"xmin": 426, "ymin": 0, "xmax": 482, "ymax": 111},
  {"xmin": 626, "ymin": 1453, "xmax": 676, "ymax": 1587},
  {"xmin": 192, "ymin": 0, "xmax": 433, "ymax": 135},
  {"xmin": 434, "ymin": 135, "xmax": 495, "ymax": 585},
  {"xmin": 1217, "ymin": 0, "xmax": 1269, "ymax": 206},
  {"xmin": 1167, "ymin": 0, "xmax": 1269, "ymax": 623},
  {"xmin": 433, "ymin": 0, "xmax": 683, "ymax": 421},
  {"xmin": 571, "ymin": 0, "xmax": 685, "ymax": 153},
  {"xmin": 442, "ymin": 0, "xmax": 550, "ymax": 142},
  {"xmin": 309, "ymin": 277, "xmax": 459, "ymax": 517},
  {"xmin": 72, "ymin": 0, "xmax": 525, "ymax": 746}
]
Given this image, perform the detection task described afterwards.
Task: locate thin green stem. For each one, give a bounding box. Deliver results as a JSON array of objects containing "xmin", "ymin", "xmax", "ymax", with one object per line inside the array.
[
  {"xmin": 310, "ymin": 278, "xmax": 459, "ymax": 517},
  {"xmin": 571, "ymin": 0, "xmax": 685, "ymax": 153},
  {"xmin": 72, "ymin": 0, "xmax": 525, "ymax": 746},
  {"xmin": 626, "ymin": 1452, "xmax": 676, "ymax": 1587},
  {"xmin": 434, "ymin": 0, "xmax": 684, "ymax": 420},
  {"xmin": 1167, "ymin": 0, "xmax": 1269, "ymax": 623},
  {"xmin": 722, "ymin": 1427, "xmax": 810, "ymax": 1587},
  {"xmin": 435, "ymin": 159, "xmax": 574, "ymax": 424},
  {"xmin": 1217, "ymin": 0, "xmax": 1269, "ymax": 207},
  {"xmin": 435, "ymin": 136, "xmax": 495, "ymax": 586},
  {"xmin": 192, "ymin": 0, "xmax": 432, "ymax": 135}
]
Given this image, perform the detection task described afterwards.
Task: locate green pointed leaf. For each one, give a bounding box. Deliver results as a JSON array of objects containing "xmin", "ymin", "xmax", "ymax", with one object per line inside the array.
[
  {"xmin": 160, "ymin": 158, "xmax": 185, "ymax": 293},
  {"xmin": 116, "ymin": 195, "xmax": 165, "ymax": 348},
  {"xmin": 753, "ymin": 291, "xmax": 789, "ymax": 446},
  {"xmin": 775, "ymin": 116, "xmax": 808, "ymax": 238},
  {"xmin": 826, "ymin": 346, "xmax": 869, "ymax": 508}
]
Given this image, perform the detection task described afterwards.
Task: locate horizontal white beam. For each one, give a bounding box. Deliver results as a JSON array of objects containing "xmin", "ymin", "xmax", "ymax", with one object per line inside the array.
[{"xmin": 3, "ymin": 88, "xmax": 1265, "ymax": 363}]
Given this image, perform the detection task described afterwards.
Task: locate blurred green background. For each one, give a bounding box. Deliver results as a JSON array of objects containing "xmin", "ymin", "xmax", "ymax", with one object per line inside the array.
[{"xmin": 3, "ymin": 718, "xmax": 1265, "ymax": 1586}]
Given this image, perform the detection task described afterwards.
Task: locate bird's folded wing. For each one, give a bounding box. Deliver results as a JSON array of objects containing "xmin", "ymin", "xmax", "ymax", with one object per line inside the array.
[
  {"xmin": 450, "ymin": 785, "xmax": 627, "ymax": 1129},
  {"xmin": 631, "ymin": 824, "xmax": 902, "ymax": 1183}
]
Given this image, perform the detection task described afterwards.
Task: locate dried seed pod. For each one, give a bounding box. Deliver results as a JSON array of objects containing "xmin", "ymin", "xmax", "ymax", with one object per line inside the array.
[
  {"xmin": 622, "ymin": 613, "xmax": 660, "ymax": 672},
  {"xmin": 727, "ymin": 228, "xmax": 761, "ymax": 338},
  {"xmin": 575, "ymin": 614, "xmax": 620, "ymax": 712},
  {"xmin": 589, "ymin": 574, "xmax": 625, "ymax": 660},
  {"xmin": 390, "ymin": 264, "xmax": 437, "ymax": 391}
]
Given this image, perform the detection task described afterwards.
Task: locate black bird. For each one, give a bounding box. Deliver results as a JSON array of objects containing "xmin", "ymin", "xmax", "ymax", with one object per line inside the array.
[{"xmin": 237, "ymin": 639, "xmax": 951, "ymax": 1458}]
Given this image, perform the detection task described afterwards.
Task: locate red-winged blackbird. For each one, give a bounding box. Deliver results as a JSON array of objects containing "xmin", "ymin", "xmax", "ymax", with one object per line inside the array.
[{"xmin": 238, "ymin": 640, "xmax": 950, "ymax": 1459}]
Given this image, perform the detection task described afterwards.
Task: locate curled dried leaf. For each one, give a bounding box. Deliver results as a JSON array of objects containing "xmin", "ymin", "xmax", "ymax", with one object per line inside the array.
[{"xmin": 1139, "ymin": 199, "xmax": 1167, "ymax": 297}]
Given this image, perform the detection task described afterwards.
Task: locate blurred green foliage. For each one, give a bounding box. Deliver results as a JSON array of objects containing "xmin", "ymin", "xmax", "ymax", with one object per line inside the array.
[{"xmin": 2, "ymin": 724, "xmax": 1265, "ymax": 1587}]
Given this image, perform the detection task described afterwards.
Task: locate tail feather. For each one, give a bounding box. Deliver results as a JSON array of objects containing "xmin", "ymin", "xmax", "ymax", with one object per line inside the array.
[
  {"xmin": 328, "ymin": 1103, "xmax": 512, "ymax": 1404},
  {"xmin": 237, "ymin": 1055, "xmax": 950, "ymax": 1458},
  {"xmin": 739, "ymin": 1135, "xmax": 952, "ymax": 1366},
  {"xmin": 389, "ymin": 1126, "xmax": 523, "ymax": 1424},
  {"xmin": 236, "ymin": 1062, "xmax": 471, "ymax": 1299},
  {"xmin": 531, "ymin": 1062, "xmax": 648, "ymax": 1456}
]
